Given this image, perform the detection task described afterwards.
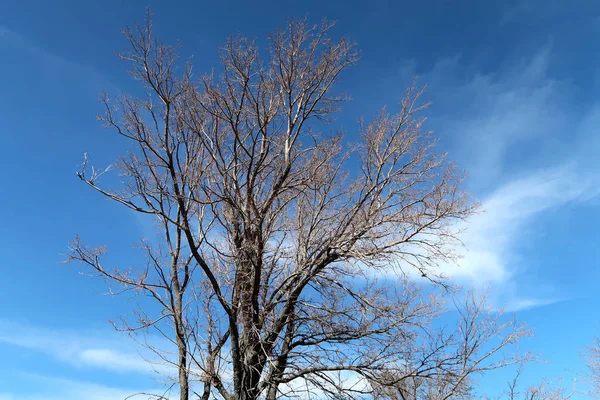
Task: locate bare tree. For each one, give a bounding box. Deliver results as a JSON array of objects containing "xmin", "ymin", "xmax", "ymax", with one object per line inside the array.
[
  {"xmin": 519, "ymin": 380, "xmax": 576, "ymax": 400},
  {"xmin": 67, "ymin": 13, "xmax": 485, "ymax": 400},
  {"xmin": 495, "ymin": 366, "xmax": 576, "ymax": 400},
  {"xmin": 585, "ymin": 335, "xmax": 600, "ymax": 397},
  {"xmin": 369, "ymin": 291, "xmax": 533, "ymax": 400}
]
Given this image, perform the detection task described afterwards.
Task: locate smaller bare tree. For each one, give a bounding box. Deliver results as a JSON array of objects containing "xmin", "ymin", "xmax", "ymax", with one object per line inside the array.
[
  {"xmin": 497, "ymin": 365, "xmax": 576, "ymax": 400},
  {"xmin": 368, "ymin": 291, "xmax": 533, "ymax": 400},
  {"xmin": 585, "ymin": 334, "xmax": 600, "ymax": 397}
]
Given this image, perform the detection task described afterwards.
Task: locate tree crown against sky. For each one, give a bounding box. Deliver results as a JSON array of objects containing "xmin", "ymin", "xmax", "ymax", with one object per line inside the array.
[
  {"xmin": 62, "ymin": 14, "xmax": 522, "ymax": 400},
  {"xmin": 1, "ymin": 1, "xmax": 599, "ymax": 399}
]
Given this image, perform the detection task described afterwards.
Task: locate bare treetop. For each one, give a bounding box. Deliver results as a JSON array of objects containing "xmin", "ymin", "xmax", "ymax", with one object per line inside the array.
[{"xmin": 69, "ymin": 14, "xmax": 486, "ymax": 400}]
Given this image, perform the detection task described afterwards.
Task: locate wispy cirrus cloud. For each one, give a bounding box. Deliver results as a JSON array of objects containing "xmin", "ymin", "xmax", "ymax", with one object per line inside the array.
[
  {"xmin": 447, "ymin": 163, "xmax": 599, "ymax": 284},
  {"xmin": 0, "ymin": 319, "xmax": 172, "ymax": 375},
  {"xmin": 448, "ymin": 164, "xmax": 598, "ymax": 311},
  {"xmin": 0, "ymin": 24, "xmax": 117, "ymax": 95},
  {"xmin": 0, "ymin": 373, "xmax": 175, "ymax": 400},
  {"xmin": 391, "ymin": 47, "xmax": 600, "ymax": 310}
]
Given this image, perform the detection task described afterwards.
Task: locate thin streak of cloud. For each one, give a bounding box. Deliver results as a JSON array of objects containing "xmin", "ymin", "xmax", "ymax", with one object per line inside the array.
[
  {"xmin": 390, "ymin": 47, "xmax": 600, "ymax": 310},
  {"xmin": 0, "ymin": 24, "xmax": 119, "ymax": 96},
  {"xmin": 0, "ymin": 320, "xmax": 171, "ymax": 375},
  {"xmin": 446, "ymin": 163, "xmax": 600, "ymax": 285},
  {"xmin": 504, "ymin": 297, "xmax": 564, "ymax": 313},
  {"xmin": 0, "ymin": 373, "xmax": 175, "ymax": 400}
]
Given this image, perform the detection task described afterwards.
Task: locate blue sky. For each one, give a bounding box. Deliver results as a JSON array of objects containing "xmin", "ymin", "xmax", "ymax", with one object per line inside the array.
[{"xmin": 1, "ymin": 0, "xmax": 599, "ymax": 398}]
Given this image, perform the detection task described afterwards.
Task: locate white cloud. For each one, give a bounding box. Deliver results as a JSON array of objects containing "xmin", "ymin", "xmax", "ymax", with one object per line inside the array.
[
  {"xmin": 79, "ymin": 348, "xmax": 156, "ymax": 373},
  {"xmin": 504, "ymin": 297, "xmax": 563, "ymax": 313},
  {"xmin": 0, "ymin": 24, "xmax": 119, "ymax": 97},
  {"xmin": 0, "ymin": 319, "xmax": 172, "ymax": 375},
  {"xmin": 280, "ymin": 370, "xmax": 370, "ymax": 399},
  {"xmin": 390, "ymin": 47, "xmax": 600, "ymax": 310},
  {"xmin": 0, "ymin": 373, "xmax": 175, "ymax": 400},
  {"xmin": 445, "ymin": 163, "xmax": 599, "ymax": 286}
]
